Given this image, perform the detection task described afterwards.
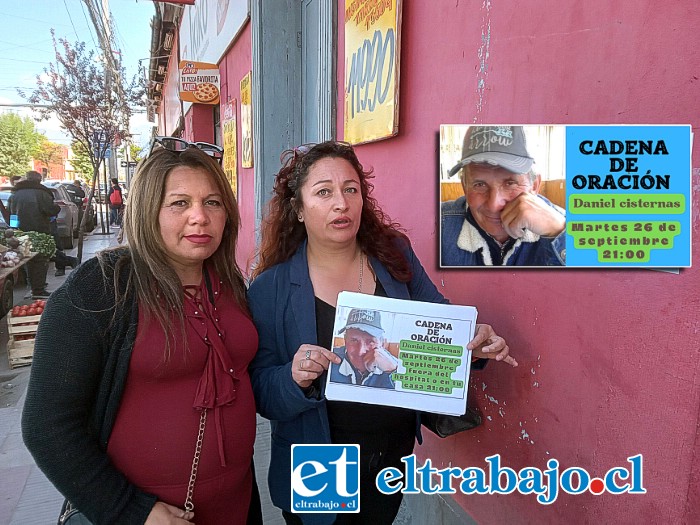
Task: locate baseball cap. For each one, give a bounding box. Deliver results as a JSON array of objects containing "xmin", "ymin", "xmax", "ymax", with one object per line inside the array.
[
  {"xmin": 339, "ymin": 308, "xmax": 384, "ymax": 339},
  {"xmin": 448, "ymin": 125, "xmax": 534, "ymax": 177}
]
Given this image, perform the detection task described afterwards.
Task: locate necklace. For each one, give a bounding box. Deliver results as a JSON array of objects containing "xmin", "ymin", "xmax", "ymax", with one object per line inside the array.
[{"xmin": 358, "ymin": 252, "xmax": 364, "ymax": 293}]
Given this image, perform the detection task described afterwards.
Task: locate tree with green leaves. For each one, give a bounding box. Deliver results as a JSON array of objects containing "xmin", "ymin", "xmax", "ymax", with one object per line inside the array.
[
  {"xmin": 0, "ymin": 113, "xmax": 42, "ymax": 179},
  {"xmin": 121, "ymin": 142, "xmax": 144, "ymax": 163},
  {"xmin": 21, "ymin": 30, "xmax": 145, "ymax": 261},
  {"xmin": 70, "ymin": 140, "xmax": 94, "ymax": 182},
  {"xmin": 131, "ymin": 144, "xmax": 144, "ymax": 163}
]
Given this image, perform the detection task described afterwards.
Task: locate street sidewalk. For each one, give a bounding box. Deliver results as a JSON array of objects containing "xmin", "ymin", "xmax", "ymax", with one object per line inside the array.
[
  {"xmin": 0, "ymin": 228, "xmax": 120, "ymax": 524},
  {"xmin": 0, "ymin": 228, "xmax": 283, "ymax": 524}
]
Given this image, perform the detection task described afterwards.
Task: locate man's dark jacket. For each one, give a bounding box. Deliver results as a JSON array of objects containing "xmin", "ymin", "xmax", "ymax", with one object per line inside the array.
[
  {"xmin": 8, "ymin": 180, "xmax": 59, "ymax": 234},
  {"xmin": 64, "ymin": 183, "xmax": 86, "ymax": 207}
]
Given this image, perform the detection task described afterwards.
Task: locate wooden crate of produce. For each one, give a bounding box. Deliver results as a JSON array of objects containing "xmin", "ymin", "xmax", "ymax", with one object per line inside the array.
[
  {"xmin": 6, "ymin": 303, "xmax": 45, "ymax": 369},
  {"xmin": 7, "ymin": 337, "xmax": 36, "ymax": 369}
]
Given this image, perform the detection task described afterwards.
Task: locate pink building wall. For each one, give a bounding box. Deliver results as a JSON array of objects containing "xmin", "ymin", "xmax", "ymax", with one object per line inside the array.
[
  {"xmin": 169, "ymin": 22, "xmax": 254, "ymax": 275},
  {"xmin": 217, "ymin": 23, "xmax": 255, "ymax": 276},
  {"xmin": 337, "ymin": 1, "xmax": 699, "ymax": 523},
  {"xmin": 183, "ymin": 104, "xmax": 214, "ymax": 144}
]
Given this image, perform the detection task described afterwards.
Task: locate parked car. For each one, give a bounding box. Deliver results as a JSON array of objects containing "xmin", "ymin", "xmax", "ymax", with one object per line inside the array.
[
  {"xmin": 44, "ymin": 180, "xmax": 96, "ymax": 234},
  {"xmin": 0, "ymin": 184, "xmax": 79, "ymax": 250}
]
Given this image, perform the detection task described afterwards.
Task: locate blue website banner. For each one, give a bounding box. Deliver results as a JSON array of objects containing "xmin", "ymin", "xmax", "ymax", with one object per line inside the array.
[{"xmin": 565, "ymin": 125, "xmax": 691, "ymax": 267}]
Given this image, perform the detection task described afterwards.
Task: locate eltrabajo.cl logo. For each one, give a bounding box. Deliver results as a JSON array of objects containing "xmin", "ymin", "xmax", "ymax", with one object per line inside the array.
[{"xmin": 291, "ymin": 444, "xmax": 360, "ymax": 513}]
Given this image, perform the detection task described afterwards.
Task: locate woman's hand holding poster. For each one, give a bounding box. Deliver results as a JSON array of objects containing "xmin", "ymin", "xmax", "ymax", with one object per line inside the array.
[{"xmin": 325, "ymin": 292, "xmax": 477, "ymax": 415}]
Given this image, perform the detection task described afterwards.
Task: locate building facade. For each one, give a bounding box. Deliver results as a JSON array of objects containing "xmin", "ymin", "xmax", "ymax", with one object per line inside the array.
[{"xmin": 147, "ymin": 2, "xmax": 700, "ymax": 522}]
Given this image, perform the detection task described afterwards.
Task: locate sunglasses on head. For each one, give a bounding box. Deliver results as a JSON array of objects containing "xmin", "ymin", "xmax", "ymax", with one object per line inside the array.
[
  {"xmin": 150, "ymin": 136, "xmax": 224, "ymax": 164},
  {"xmin": 290, "ymin": 144, "xmax": 318, "ymax": 164},
  {"xmin": 293, "ymin": 144, "xmax": 313, "ymax": 156}
]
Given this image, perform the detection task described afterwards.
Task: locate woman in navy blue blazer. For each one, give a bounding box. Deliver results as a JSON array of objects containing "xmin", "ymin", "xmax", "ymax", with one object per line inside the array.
[{"xmin": 247, "ymin": 142, "xmax": 518, "ymax": 525}]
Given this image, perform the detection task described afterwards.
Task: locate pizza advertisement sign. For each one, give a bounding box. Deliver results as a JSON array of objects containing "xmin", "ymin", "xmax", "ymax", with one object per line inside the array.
[{"xmin": 178, "ymin": 60, "xmax": 220, "ymax": 105}]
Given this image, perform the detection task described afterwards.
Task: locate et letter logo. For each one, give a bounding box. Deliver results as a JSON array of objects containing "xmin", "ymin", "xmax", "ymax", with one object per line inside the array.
[{"xmin": 291, "ymin": 444, "xmax": 360, "ymax": 513}]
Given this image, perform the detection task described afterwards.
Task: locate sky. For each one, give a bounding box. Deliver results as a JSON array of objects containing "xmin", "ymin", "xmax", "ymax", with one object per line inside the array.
[{"xmin": 0, "ymin": 0, "xmax": 156, "ymax": 149}]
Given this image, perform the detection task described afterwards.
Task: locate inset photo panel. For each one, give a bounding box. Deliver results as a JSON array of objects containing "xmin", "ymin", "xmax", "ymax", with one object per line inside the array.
[{"xmin": 439, "ymin": 124, "xmax": 691, "ymax": 268}]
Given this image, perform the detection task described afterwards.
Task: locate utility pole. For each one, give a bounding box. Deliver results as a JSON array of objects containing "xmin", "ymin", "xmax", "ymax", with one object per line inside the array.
[
  {"xmin": 82, "ymin": 0, "xmax": 124, "ymax": 100},
  {"xmin": 83, "ymin": 0, "xmax": 128, "ymax": 237},
  {"xmin": 83, "ymin": 0, "xmax": 128, "ymax": 182}
]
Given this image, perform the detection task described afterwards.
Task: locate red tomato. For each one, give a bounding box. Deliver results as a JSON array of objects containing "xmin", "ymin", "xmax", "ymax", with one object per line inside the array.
[
  {"xmin": 36, "ymin": 307, "xmax": 44, "ymax": 314},
  {"xmin": 27, "ymin": 307, "xmax": 38, "ymax": 316},
  {"xmin": 12, "ymin": 306, "xmax": 20, "ymax": 316}
]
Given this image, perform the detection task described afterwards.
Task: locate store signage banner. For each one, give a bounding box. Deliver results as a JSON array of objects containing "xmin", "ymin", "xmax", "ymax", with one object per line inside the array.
[
  {"xmin": 179, "ymin": 0, "xmax": 248, "ymax": 64},
  {"xmin": 178, "ymin": 60, "xmax": 220, "ymax": 105},
  {"xmin": 343, "ymin": 0, "xmax": 402, "ymax": 145},
  {"xmin": 177, "ymin": 0, "xmax": 247, "ymax": 112},
  {"xmin": 221, "ymin": 99, "xmax": 237, "ymax": 194}
]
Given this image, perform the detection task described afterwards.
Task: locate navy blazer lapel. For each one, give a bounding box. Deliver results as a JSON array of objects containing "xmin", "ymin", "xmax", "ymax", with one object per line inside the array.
[
  {"xmin": 369, "ymin": 254, "xmax": 410, "ymax": 300},
  {"xmin": 289, "ymin": 240, "xmax": 318, "ymax": 346}
]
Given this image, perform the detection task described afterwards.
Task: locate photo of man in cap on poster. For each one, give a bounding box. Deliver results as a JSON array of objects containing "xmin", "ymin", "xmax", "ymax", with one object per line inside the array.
[
  {"xmin": 441, "ymin": 125, "xmax": 566, "ymax": 266},
  {"xmin": 330, "ymin": 308, "xmax": 400, "ymax": 390}
]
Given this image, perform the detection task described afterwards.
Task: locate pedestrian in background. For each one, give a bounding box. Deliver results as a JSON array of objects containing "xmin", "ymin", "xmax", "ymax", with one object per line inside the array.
[
  {"xmin": 7, "ymin": 170, "xmax": 59, "ymax": 298},
  {"xmin": 63, "ymin": 178, "xmax": 88, "ymax": 236},
  {"xmin": 49, "ymin": 214, "xmax": 78, "ymax": 277},
  {"xmin": 22, "ymin": 143, "xmax": 262, "ymax": 524},
  {"xmin": 107, "ymin": 177, "xmax": 124, "ymax": 226},
  {"xmin": 70, "ymin": 179, "xmax": 86, "ymax": 200}
]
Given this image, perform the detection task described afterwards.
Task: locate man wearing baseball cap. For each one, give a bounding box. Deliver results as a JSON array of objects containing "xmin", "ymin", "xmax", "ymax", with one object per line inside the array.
[
  {"xmin": 441, "ymin": 125, "xmax": 566, "ymax": 266},
  {"xmin": 329, "ymin": 308, "xmax": 399, "ymax": 389}
]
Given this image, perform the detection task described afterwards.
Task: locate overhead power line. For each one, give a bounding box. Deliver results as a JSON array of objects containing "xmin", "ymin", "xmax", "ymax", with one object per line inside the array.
[{"xmin": 63, "ymin": 0, "xmax": 81, "ymax": 40}]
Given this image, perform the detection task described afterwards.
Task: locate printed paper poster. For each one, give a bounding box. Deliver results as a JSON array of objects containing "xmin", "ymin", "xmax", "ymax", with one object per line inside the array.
[
  {"xmin": 325, "ymin": 292, "xmax": 477, "ymax": 415},
  {"xmin": 343, "ymin": 0, "xmax": 402, "ymax": 144},
  {"xmin": 240, "ymin": 71, "xmax": 253, "ymax": 168},
  {"xmin": 221, "ymin": 99, "xmax": 237, "ymax": 194}
]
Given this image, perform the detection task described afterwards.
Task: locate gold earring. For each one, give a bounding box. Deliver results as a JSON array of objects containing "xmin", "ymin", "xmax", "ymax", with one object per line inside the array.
[{"xmin": 298, "ymin": 214, "xmax": 303, "ymax": 222}]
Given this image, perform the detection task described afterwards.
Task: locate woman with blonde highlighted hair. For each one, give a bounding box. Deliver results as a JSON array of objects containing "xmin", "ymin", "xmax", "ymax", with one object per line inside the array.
[{"xmin": 23, "ymin": 142, "xmax": 261, "ymax": 524}]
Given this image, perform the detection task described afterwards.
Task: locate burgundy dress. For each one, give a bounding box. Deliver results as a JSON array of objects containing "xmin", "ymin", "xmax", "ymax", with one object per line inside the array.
[{"xmin": 107, "ymin": 270, "xmax": 258, "ymax": 524}]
